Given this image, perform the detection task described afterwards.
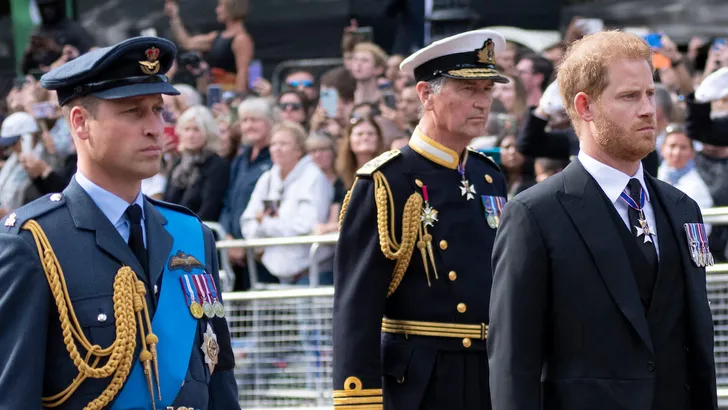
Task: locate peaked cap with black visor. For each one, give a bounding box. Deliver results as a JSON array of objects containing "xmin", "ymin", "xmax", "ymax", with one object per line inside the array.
[
  {"xmin": 400, "ymin": 29, "xmax": 510, "ymax": 84},
  {"xmin": 40, "ymin": 36, "xmax": 180, "ymax": 106}
]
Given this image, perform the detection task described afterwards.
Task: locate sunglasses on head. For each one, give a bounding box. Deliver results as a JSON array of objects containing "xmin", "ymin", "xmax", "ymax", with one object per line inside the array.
[
  {"xmin": 287, "ymin": 80, "xmax": 313, "ymax": 88},
  {"xmin": 279, "ymin": 102, "xmax": 303, "ymax": 111}
]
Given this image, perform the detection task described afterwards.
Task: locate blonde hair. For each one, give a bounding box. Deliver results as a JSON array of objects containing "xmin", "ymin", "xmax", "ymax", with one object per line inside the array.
[
  {"xmin": 271, "ymin": 121, "xmax": 308, "ymax": 155},
  {"xmin": 306, "ymin": 132, "xmax": 336, "ymax": 156},
  {"xmin": 176, "ymin": 105, "xmax": 220, "ymax": 153},
  {"xmin": 173, "ymin": 84, "xmax": 202, "ymax": 107},
  {"xmin": 237, "ymin": 97, "xmax": 280, "ymax": 125},
  {"xmin": 557, "ymin": 30, "xmax": 653, "ymax": 123},
  {"xmin": 353, "ymin": 42, "xmax": 388, "ymax": 69}
]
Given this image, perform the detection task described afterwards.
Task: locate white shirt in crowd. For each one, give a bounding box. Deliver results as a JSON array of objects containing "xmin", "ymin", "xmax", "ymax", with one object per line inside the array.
[
  {"xmin": 241, "ymin": 155, "xmax": 333, "ymax": 279},
  {"xmin": 657, "ymin": 164, "xmax": 714, "ymax": 235},
  {"xmin": 141, "ymin": 173, "xmax": 167, "ymax": 198},
  {"xmin": 579, "ymin": 151, "xmax": 660, "ymax": 258}
]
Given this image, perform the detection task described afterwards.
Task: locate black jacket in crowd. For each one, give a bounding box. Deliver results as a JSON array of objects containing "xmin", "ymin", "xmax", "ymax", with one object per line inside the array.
[{"xmin": 163, "ymin": 154, "xmax": 230, "ymax": 222}]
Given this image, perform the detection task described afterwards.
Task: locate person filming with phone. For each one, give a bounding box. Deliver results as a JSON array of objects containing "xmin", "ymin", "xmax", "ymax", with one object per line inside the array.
[
  {"xmin": 240, "ymin": 122, "xmax": 333, "ymax": 285},
  {"xmin": 165, "ymin": 0, "xmax": 254, "ymax": 94},
  {"xmin": 21, "ymin": 0, "xmax": 93, "ymax": 75}
]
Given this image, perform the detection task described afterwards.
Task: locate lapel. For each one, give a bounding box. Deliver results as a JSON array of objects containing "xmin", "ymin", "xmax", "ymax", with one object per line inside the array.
[
  {"xmin": 63, "ymin": 179, "xmax": 146, "ymax": 279},
  {"xmin": 644, "ymin": 176, "xmax": 704, "ymax": 299},
  {"xmin": 144, "ymin": 198, "xmax": 174, "ymax": 290},
  {"xmin": 556, "ymin": 160, "xmax": 654, "ymax": 353}
]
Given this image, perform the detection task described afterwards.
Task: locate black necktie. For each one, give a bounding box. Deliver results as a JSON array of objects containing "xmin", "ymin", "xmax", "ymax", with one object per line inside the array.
[
  {"xmin": 125, "ymin": 204, "xmax": 148, "ymax": 277},
  {"xmin": 626, "ymin": 178, "xmax": 658, "ymax": 306}
]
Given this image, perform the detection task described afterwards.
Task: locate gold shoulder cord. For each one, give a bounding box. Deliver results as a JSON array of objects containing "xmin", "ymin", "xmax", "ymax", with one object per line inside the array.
[
  {"xmin": 372, "ymin": 172, "xmax": 422, "ymax": 297},
  {"xmin": 23, "ymin": 220, "xmax": 162, "ymax": 410}
]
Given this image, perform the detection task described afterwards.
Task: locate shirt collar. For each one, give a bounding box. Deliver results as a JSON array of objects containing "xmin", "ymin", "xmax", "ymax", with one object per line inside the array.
[
  {"xmin": 408, "ymin": 127, "xmax": 460, "ymax": 169},
  {"xmin": 74, "ymin": 171, "xmax": 145, "ymax": 227},
  {"xmin": 578, "ymin": 150, "xmax": 650, "ymax": 204}
]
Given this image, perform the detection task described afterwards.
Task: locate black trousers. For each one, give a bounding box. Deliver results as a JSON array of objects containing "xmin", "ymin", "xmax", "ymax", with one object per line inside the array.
[{"xmin": 383, "ymin": 334, "xmax": 491, "ymax": 410}]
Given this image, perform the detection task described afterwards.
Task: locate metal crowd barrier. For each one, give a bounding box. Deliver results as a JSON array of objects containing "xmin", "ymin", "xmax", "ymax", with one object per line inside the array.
[
  {"xmin": 202, "ymin": 221, "xmax": 236, "ymax": 292},
  {"xmin": 216, "ymin": 233, "xmax": 339, "ymax": 289},
  {"xmin": 222, "ymin": 287, "xmax": 335, "ymax": 409},
  {"xmin": 215, "ymin": 207, "xmax": 728, "ymax": 408}
]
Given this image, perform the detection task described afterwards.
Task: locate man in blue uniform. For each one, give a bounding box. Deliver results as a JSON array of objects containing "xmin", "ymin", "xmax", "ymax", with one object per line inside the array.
[
  {"xmin": 0, "ymin": 37, "xmax": 240, "ymax": 410},
  {"xmin": 333, "ymin": 30, "xmax": 510, "ymax": 410}
]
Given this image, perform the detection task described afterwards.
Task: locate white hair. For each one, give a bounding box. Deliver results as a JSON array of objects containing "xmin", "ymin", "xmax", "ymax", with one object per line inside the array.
[
  {"xmin": 418, "ymin": 77, "xmax": 448, "ymax": 118},
  {"xmin": 237, "ymin": 97, "xmax": 280, "ymax": 126},
  {"xmin": 176, "ymin": 105, "xmax": 220, "ymax": 153},
  {"xmin": 428, "ymin": 77, "xmax": 447, "ymax": 95},
  {"xmin": 173, "ymin": 84, "xmax": 202, "ymax": 107}
]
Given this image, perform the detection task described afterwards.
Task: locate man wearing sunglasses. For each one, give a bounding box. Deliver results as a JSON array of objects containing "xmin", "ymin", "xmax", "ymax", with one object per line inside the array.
[
  {"xmin": 285, "ymin": 70, "xmax": 317, "ymax": 101},
  {"xmin": 333, "ymin": 29, "xmax": 509, "ymax": 410}
]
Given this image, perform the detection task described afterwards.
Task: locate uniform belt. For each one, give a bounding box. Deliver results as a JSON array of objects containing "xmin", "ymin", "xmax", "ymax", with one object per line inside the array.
[{"xmin": 381, "ymin": 318, "xmax": 488, "ymax": 340}]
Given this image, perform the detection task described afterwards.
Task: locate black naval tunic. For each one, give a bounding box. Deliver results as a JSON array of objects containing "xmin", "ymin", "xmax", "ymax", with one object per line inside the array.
[{"xmin": 333, "ymin": 128, "xmax": 508, "ymax": 410}]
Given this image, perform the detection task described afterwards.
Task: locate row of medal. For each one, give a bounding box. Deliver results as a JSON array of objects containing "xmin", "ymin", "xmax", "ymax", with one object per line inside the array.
[
  {"xmin": 481, "ymin": 195, "xmax": 506, "ymax": 229},
  {"xmin": 180, "ymin": 273, "xmax": 225, "ymax": 319},
  {"xmin": 684, "ymin": 223, "xmax": 715, "ymax": 268}
]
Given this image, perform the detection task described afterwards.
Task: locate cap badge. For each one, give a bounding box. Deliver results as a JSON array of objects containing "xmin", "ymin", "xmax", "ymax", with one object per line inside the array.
[
  {"xmin": 139, "ymin": 46, "xmax": 161, "ymax": 75},
  {"xmin": 475, "ymin": 39, "xmax": 496, "ymax": 66}
]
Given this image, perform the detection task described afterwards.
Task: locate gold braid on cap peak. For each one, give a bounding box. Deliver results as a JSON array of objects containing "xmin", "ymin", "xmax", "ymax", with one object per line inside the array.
[
  {"xmin": 372, "ymin": 171, "xmax": 422, "ymax": 297},
  {"xmin": 23, "ymin": 220, "xmax": 161, "ymax": 410}
]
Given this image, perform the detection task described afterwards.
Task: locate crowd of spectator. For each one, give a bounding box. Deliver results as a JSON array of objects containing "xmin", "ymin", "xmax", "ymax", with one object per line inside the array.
[{"xmin": 2, "ymin": 0, "xmax": 728, "ymax": 289}]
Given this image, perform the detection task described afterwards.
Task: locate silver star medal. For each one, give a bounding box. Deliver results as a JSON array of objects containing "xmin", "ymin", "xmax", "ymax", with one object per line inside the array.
[
  {"xmin": 459, "ymin": 179, "xmax": 476, "ymax": 201},
  {"xmin": 635, "ymin": 218, "xmax": 653, "ymax": 243},
  {"xmin": 420, "ymin": 205, "xmax": 439, "ymax": 227}
]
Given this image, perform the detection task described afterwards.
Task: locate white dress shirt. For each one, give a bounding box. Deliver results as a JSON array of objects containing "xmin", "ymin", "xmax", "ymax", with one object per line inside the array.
[
  {"xmin": 578, "ymin": 151, "xmax": 660, "ymax": 258},
  {"xmin": 75, "ymin": 171, "xmax": 147, "ymax": 246}
]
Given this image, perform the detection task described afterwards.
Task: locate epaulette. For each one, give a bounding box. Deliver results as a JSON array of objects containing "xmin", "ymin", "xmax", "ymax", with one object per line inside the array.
[
  {"xmin": 1, "ymin": 193, "xmax": 66, "ymax": 235},
  {"xmin": 356, "ymin": 150, "xmax": 401, "ymax": 177},
  {"xmin": 146, "ymin": 197, "xmax": 200, "ymax": 220},
  {"xmin": 467, "ymin": 147, "xmax": 501, "ymax": 171}
]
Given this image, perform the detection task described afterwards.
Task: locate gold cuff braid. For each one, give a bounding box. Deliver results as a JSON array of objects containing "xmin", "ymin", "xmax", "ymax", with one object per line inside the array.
[
  {"xmin": 333, "ymin": 377, "xmax": 383, "ymax": 409},
  {"xmin": 23, "ymin": 220, "xmax": 161, "ymax": 410},
  {"xmin": 372, "ymin": 172, "xmax": 422, "ymax": 297}
]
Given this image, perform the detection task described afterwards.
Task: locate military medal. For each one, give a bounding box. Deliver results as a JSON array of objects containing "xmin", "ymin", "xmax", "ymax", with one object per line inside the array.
[
  {"xmin": 416, "ymin": 184, "xmax": 439, "ymax": 286},
  {"xmin": 194, "ymin": 275, "xmax": 215, "ymax": 319},
  {"xmin": 684, "ymin": 223, "xmax": 714, "ymax": 268},
  {"xmin": 481, "ymin": 195, "xmax": 506, "ymax": 229},
  {"xmin": 419, "ymin": 185, "xmax": 438, "ymax": 228},
  {"xmin": 180, "ymin": 275, "xmax": 204, "ymax": 319},
  {"xmin": 205, "ymin": 274, "xmax": 225, "ymax": 318},
  {"xmin": 457, "ymin": 153, "xmax": 476, "ymax": 201},
  {"xmin": 202, "ymin": 323, "xmax": 219, "ymax": 374},
  {"xmin": 618, "ymin": 186, "xmax": 653, "ymax": 243}
]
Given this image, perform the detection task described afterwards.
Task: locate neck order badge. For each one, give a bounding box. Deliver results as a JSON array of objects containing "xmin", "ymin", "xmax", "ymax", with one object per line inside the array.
[
  {"xmin": 619, "ymin": 185, "xmax": 653, "ymax": 243},
  {"xmin": 458, "ymin": 152, "xmax": 476, "ymax": 200}
]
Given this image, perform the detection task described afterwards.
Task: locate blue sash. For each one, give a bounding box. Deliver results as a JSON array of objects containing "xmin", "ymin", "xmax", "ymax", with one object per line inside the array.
[{"xmin": 112, "ymin": 206, "xmax": 204, "ymax": 410}]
